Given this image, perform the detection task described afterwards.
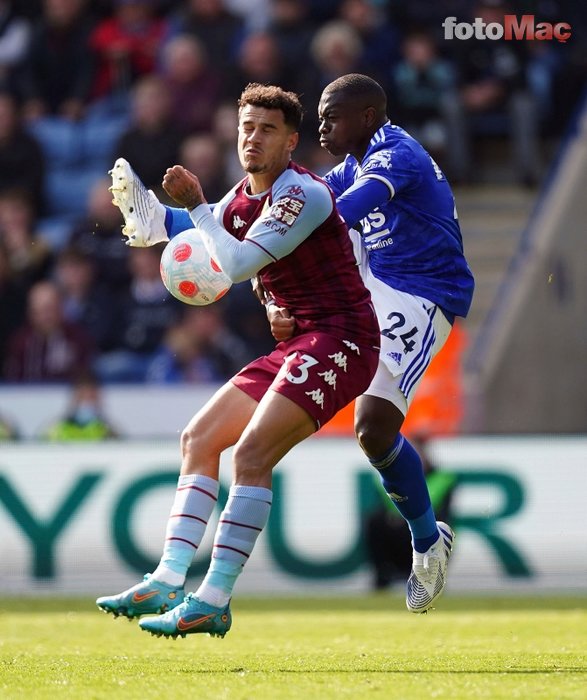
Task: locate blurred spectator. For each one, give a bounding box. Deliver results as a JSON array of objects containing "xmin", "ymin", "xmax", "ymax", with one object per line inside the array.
[
  {"xmin": 146, "ymin": 304, "xmax": 251, "ymax": 383},
  {"xmin": 308, "ymin": 20, "xmax": 366, "ymax": 91},
  {"xmin": 41, "ymin": 369, "xmax": 119, "ymax": 440},
  {"xmin": 0, "ymin": 0, "xmax": 32, "ymax": 94},
  {"xmin": 89, "ymin": 0, "xmax": 168, "ymax": 102},
  {"xmin": 3, "ymin": 279, "xmax": 95, "ymax": 382},
  {"xmin": 159, "ymin": 34, "xmax": 222, "ymax": 134},
  {"xmin": 0, "ymin": 188, "xmax": 53, "ymax": 291},
  {"xmin": 0, "ymin": 238, "xmax": 26, "ymax": 370},
  {"xmin": 337, "ymin": 0, "xmax": 401, "ymax": 86},
  {"xmin": 178, "ymin": 133, "xmax": 230, "ymax": 204},
  {"xmin": 266, "ymin": 0, "xmax": 317, "ymax": 78},
  {"xmin": 225, "ymin": 0, "xmax": 269, "ymax": 32},
  {"xmin": 363, "ymin": 435, "xmax": 456, "ymax": 590},
  {"xmin": 223, "ymin": 31, "xmax": 291, "ymax": 101},
  {"xmin": 167, "ymin": 0, "xmax": 245, "ymax": 70},
  {"xmin": 0, "ymin": 92, "xmax": 45, "ymax": 214},
  {"xmin": 19, "ymin": 0, "xmax": 96, "ymax": 121},
  {"xmin": 53, "ymin": 245, "xmax": 120, "ymax": 352},
  {"xmin": 302, "ymin": 20, "xmax": 367, "ymax": 144},
  {"xmin": 390, "ymin": 31, "xmax": 457, "ymax": 163},
  {"xmin": 212, "ymin": 100, "xmax": 243, "ymax": 185},
  {"xmin": 67, "ymin": 177, "xmax": 130, "ymax": 293},
  {"xmin": 95, "ymin": 245, "xmax": 181, "ymax": 382},
  {"xmin": 443, "ymin": 0, "xmax": 542, "ymax": 184},
  {"xmin": 114, "ymin": 75, "xmax": 182, "ymax": 197}
]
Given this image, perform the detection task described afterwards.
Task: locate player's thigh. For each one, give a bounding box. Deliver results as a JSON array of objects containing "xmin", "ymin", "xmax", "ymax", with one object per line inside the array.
[
  {"xmin": 364, "ymin": 308, "xmax": 452, "ymax": 415},
  {"xmin": 183, "ymin": 381, "xmax": 258, "ymax": 457},
  {"xmin": 233, "ymin": 390, "xmax": 316, "ymax": 482}
]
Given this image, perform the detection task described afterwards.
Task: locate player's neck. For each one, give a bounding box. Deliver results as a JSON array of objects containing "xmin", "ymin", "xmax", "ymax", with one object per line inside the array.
[
  {"xmin": 246, "ymin": 159, "xmax": 291, "ymax": 194},
  {"xmin": 247, "ymin": 169, "xmax": 284, "ymax": 195},
  {"xmin": 351, "ymin": 121, "xmax": 388, "ymax": 162}
]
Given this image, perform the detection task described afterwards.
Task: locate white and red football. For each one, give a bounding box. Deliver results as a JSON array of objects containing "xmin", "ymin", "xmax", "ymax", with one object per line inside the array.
[{"xmin": 160, "ymin": 228, "xmax": 232, "ymax": 306}]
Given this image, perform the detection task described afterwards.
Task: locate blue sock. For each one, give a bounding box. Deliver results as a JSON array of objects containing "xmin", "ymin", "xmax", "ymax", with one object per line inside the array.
[
  {"xmin": 164, "ymin": 206, "xmax": 193, "ymax": 238},
  {"xmin": 370, "ymin": 434, "xmax": 439, "ymax": 553}
]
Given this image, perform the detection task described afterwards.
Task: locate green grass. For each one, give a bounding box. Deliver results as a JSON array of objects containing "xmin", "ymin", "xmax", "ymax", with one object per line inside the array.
[{"xmin": 0, "ymin": 595, "xmax": 585, "ymax": 699}]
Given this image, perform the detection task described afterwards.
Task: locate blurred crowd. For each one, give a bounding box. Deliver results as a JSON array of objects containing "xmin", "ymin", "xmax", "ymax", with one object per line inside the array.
[{"xmin": 0, "ymin": 0, "xmax": 585, "ymax": 390}]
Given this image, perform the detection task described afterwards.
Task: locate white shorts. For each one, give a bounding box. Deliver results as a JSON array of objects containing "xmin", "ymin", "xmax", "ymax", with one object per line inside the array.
[{"xmin": 360, "ymin": 263, "xmax": 452, "ymax": 416}]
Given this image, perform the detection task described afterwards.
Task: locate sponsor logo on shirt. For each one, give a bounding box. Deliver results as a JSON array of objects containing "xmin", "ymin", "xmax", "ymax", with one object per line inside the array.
[
  {"xmin": 262, "ymin": 220, "xmax": 288, "ymax": 236},
  {"xmin": 270, "ymin": 196, "xmax": 305, "ymax": 227}
]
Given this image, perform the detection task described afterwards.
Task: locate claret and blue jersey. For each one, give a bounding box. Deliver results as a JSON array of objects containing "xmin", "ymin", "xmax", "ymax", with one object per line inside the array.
[{"xmin": 324, "ymin": 122, "xmax": 475, "ymax": 320}]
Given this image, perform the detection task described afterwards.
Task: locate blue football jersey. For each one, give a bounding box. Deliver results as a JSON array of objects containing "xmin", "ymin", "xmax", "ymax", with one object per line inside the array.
[{"xmin": 324, "ymin": 123, "xmax": 475, "ymax": 319}]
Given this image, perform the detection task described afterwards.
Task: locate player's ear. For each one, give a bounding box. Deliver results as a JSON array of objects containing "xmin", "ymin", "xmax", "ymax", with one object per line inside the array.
[
  {"xmin": 363, "ymin": 106, "xmax": 377, "ymax": 129},
  {"xmin": 287, "ymin": 131, "xmax": 299, "ymax": 154}
]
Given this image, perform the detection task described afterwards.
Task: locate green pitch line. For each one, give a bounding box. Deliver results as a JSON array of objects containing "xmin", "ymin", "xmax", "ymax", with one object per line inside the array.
[{"xmin": 0, "ymin": 595, "xmax": 585, "ymax": 700}]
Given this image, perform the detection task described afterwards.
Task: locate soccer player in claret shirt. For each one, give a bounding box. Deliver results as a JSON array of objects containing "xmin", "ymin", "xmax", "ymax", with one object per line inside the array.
[
  {"xmin": 96, "ymin": 84, "xmax": 380, "ymax": 638},
  {"xmin": 269, "ymin": 74, "xmax": 474, "ymax": 612}
]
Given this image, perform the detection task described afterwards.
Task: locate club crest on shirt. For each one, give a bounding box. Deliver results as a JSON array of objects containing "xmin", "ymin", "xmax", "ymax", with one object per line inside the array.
[{"xmin": 363, "ymin": 149, "xmax": 393, "ymax": 173}]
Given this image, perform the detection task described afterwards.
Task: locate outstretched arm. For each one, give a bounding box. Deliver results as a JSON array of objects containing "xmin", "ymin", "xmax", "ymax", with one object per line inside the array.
[{"xmin": 162, "ymin": 165, "xmax": 273, "ymax": 283}]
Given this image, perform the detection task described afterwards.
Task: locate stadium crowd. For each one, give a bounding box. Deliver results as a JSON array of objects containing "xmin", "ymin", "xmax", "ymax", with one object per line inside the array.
[{"xmin": 0, "ymin": 0, "xmax": 584, "ymax": 387}]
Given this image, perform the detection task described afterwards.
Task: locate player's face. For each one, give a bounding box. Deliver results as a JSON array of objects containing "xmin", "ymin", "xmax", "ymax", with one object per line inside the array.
[
  {"xmin": 237, "ymin": 105, "xmax": 298, "ymax": 184},
  {"xmin": 318, "ymin": 91, "xmax": 366, "ymax": 158}
]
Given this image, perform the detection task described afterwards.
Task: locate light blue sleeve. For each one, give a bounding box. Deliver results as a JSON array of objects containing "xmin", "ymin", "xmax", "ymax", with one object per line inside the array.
[
  {"xmin": 188, "ymin": 205, "xmax": 273, "ymax": 283},
  {"xmin": 245, "ymin": 172, "xmax": 333, "ymax": 260},
  {"xmin": 188, "ymin": 173, "xmax": 333, "ymax": 283}
]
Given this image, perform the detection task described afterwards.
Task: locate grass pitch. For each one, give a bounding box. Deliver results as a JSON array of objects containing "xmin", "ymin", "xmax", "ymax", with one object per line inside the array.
[{"xmin": 0, "ymin": 595, "xmax": 585, "ymax": 700}]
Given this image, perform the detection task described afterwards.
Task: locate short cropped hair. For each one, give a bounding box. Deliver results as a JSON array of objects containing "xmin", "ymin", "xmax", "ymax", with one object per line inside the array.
[
  {"xmin": 238, "ymin": 83, "xmax": 304, "ymax": 131},
  {"xmin": 323, "ymin": 73, "xmax": 387, "ymax": 112}
]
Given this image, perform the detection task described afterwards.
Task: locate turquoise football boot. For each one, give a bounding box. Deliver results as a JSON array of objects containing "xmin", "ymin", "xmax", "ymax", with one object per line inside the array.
[
  {"xmin": 96, "ymin": 574, "xmax": 184, "ymax": 619},
  {"xmin": 139, "ymin": 593, "xmax": 232, "ymax": 639}
]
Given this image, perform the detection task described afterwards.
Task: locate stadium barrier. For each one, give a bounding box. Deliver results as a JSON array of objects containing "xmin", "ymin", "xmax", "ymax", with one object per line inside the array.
[{"xmin": 0, "ymin": 435, "xmax": 585, "ymax": 596}]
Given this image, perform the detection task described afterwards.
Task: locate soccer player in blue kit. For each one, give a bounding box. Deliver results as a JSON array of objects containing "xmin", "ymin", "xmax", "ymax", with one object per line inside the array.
[{"xmin": 269, "ymin": 74, "xmax": 475, "ymax": 612}]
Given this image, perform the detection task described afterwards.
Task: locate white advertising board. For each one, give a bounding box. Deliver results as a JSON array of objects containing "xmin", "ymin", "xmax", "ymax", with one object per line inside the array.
[{"xmin": 0, "ymin": 436, "xmax": 585, "ymax": 595}]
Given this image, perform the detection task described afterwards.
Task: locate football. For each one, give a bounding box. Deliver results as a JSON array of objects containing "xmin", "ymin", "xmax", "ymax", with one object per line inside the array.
[{"xmin": 160, "ymin": 228, "xmax": 232, "ymax": 306}]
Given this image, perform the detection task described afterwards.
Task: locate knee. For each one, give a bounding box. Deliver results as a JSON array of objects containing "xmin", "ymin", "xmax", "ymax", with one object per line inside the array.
[
  {"xmin": 180, "ymin": 423, "xmax": 204, "ymax": 460},
  {"xmin": 355, "ymin": 416, "xmax": 399, "ymax": 460}
]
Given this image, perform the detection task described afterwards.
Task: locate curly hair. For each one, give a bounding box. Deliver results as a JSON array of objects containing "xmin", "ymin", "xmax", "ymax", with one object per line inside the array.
[{"xmin": 238, "ymin": 83, "xmax": 304, "ymax": 131}]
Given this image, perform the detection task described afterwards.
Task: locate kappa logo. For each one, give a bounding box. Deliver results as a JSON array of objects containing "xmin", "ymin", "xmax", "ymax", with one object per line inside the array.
[
  {"xmin": 318, "ymin": 369, "xmax": 337, "ymax": 388},
  {"xmin": 305, "ymin": 388, "xmax": 325, "ymax": 408},
  {"xmin": 342, "ymin": 340, "xmax": 360, "ymax": 355},
  {"xmin": 233, "ymin": 215, "xmax": 246, "ymax": 229},
  {"xmin": 328, "ymin": 351, "xmax": 348, "ymax": 372},
  {"xmin": 286, "ymin": 185, "xmax": 305, "ymax": 197}
]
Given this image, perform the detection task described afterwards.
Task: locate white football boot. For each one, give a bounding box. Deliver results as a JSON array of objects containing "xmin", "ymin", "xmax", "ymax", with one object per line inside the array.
[
  {"xmin": 109, "ymin": 157, "xmax": 168, "ymax": 246},
  {"xmin": 406, "ymin": 521, "xmax": 454, "ymax": 613}
]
